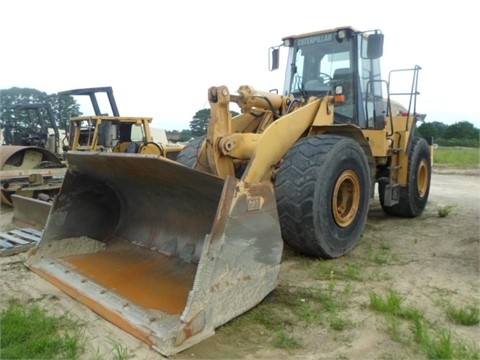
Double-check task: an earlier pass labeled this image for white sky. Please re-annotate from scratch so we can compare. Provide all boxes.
[1,0,478,130]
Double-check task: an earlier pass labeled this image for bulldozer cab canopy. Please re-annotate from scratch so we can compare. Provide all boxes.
[58,86,120,117]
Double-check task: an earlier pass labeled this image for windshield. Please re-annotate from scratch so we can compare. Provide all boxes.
[285,32,353,96]
[281,29,385,128]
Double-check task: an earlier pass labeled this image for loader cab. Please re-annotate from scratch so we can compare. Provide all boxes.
[278,27,385,128]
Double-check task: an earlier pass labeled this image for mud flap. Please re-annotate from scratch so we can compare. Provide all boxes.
[26,151,283,356]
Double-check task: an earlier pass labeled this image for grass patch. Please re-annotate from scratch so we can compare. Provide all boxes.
[109,339,133,360]
[446,303,480,326]
[0,301,86,359]
[329,316,354,331]
[242,304,288,331]
[434,147,479,166]
[224,292,303,350]
[363,243,396,266]
[296,300,323,325]
[370,289,403,315]
[89,339,134,360]
[314,260,365,282]
[273,329,302,350]
[220,282,356,351]
[369,290,480,359]
[437,204,455,218]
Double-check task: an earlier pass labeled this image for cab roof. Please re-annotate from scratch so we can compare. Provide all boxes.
[281,26,359,41]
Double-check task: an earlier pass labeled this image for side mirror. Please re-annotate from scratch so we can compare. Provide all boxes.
[367,33,384,59]
[269,46,280,71]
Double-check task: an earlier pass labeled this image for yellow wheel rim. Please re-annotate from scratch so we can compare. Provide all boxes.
[333,170,360,227]
[417,159,429,198]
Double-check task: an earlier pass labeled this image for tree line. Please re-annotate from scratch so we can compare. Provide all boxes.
[1,87,478,147]
[417,121,479,148]
[0,87,78,131]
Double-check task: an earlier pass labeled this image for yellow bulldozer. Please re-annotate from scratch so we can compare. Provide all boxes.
[26,27,431,356]
[59,86,182,159]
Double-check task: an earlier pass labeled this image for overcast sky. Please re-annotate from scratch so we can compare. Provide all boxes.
[1,0,478,130]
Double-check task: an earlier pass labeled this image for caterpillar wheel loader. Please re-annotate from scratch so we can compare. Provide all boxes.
[26,27,431,356]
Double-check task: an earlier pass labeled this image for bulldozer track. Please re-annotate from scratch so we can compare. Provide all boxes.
[0,228,42,256]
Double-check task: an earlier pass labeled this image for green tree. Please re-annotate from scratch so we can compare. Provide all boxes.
[443,121,479,140]
[165,129,193,142]
[189,108,240,137]
[1,88,48,130]
[0,87,79,130]
[56,93,80,129]
[180,129,193,142]
[417,121,447,140]
[189,109,211,137]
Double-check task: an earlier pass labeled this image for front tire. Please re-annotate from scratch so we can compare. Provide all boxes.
[176,136,206,168]
[275,135,371,258]
[379,137,431,217]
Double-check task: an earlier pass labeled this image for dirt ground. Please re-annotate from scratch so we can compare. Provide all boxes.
[0,167,479,360]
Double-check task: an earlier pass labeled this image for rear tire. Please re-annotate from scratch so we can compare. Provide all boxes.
[379,137,431,217]
[275,135,371,258]
[176,136,206,168]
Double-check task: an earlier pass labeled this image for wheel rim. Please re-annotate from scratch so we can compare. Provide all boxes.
[417,159,429,198]
[332,170,360,227]
[139,142,162,156]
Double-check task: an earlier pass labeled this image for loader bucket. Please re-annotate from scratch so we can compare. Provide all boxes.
[26,151,283,356]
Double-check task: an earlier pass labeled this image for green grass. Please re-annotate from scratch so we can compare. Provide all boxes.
[329,316,354,331]
[438,204,455,218]
[369,290,480,359]
[314,260,365,281]
[109,339,133,360]
[364,243,395,265]
[296,300,323,325]
[273,330,302,350]
[369,289,403,316]
[0,301,86,359]
[433,147,479,166]
[220,281,357,351]
[446,304,480,326]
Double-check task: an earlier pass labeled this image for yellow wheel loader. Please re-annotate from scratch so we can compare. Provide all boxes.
[26,27,431,356]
